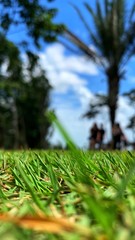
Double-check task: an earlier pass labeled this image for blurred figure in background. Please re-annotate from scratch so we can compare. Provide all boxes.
[112,123,127,150]
[96,124,105,149]
[89,123,99,149]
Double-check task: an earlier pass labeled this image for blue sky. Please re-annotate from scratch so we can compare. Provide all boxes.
[7,0,135,148]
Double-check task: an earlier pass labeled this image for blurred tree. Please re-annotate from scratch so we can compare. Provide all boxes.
[16,55,52,149]
[61,0,135,130]
[0,0,64,47]
[0,0,64,149]
[0,34,23,148]
[0,36,52,149]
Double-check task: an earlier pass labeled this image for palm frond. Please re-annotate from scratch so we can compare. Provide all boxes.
[85,1,105,38]
[84,2,111,59]
[90,32,102,50]
[70,3,91,36]
[82,104,99,119]
[96,1,104,23]
[64,0,135,75]
[83,94,108,119]
[104,0,111,16]
[64,28,98,62]
[57,39,81,55]
[127,116,135,128]
[123,89,135,102]
[84,2,96,21]
[129,2,135,23]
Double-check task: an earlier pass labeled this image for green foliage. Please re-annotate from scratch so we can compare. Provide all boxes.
[0,0,65,47]
[16,68,52,149]
[0,36,52,149]
[0,1,63,149]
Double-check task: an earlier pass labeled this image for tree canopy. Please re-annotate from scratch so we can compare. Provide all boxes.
[0,0,64,47]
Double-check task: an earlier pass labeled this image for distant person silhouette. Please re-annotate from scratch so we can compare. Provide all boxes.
[97,124,105,149]
[112,123,126,150]
[89,123,99,149]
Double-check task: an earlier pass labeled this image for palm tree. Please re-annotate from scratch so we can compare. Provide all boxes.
[61,0,135,130]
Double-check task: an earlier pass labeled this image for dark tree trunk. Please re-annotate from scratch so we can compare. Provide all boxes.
[108,74,120,126]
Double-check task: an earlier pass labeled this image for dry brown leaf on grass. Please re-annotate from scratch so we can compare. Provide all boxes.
[0,214,78,233]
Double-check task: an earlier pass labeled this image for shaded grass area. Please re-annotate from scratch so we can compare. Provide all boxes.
[0,149,135,239]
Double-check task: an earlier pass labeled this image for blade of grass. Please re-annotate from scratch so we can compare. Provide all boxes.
[117,161,135,198]
[47,111,77,150]
[16,160,45,212]
[45,154,59,193]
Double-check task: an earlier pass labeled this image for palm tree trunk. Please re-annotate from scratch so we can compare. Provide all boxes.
[107,75,120,127]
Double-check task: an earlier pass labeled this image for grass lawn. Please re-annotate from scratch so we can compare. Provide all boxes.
[0,149,135,240]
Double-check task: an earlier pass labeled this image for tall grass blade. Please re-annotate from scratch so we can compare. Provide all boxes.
[16,160,45,212]
[47,111,77,150]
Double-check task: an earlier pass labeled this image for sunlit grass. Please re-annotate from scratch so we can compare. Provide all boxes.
[0,150,135,239]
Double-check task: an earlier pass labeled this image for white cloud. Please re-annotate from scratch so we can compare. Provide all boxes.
[39,43,98,101]
[38,43,99,147]
[40,43,98,75]
[39,43,98,109]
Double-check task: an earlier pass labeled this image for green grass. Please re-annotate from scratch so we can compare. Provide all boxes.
[0,150,135,239]
[0,114,135,239]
